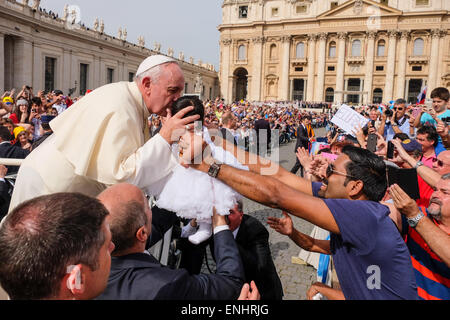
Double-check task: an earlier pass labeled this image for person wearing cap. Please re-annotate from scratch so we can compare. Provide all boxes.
[8,55,196,213]
[9,99,32,131]
[0,96,14,117]
[0,126,30,175]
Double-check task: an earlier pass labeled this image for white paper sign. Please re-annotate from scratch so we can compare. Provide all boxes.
[331,104,369,137]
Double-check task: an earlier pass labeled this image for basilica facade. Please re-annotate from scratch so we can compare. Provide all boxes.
[0,0,219,99]
[219,0,450,104]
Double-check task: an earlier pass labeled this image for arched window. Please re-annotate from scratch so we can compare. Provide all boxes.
[377,40,385,56]
[351,39,361,56]
[413,38,424,56]
[328,41,336,58]
[238,45,246,61]
[270,44,277,60]
[296,42,305,58]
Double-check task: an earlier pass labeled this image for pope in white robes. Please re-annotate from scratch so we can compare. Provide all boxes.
[7,55,197,213]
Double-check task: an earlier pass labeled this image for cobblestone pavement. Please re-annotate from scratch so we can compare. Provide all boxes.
[202,128,327,300]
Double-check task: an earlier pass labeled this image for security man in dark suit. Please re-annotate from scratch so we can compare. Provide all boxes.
[290,116,312,176]
[254,112,271,156]
[179,201,284,300]
[96,183,244,300]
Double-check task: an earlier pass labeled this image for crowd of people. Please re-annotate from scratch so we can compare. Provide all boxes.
[0,54,448,301]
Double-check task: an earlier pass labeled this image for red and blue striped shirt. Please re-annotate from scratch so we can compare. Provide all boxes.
[402,207,450,300]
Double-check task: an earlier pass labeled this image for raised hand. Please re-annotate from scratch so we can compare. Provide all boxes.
[159,106,200,144]
[267,211,293,236]
[296,147,312,170]
[389,184,421,219]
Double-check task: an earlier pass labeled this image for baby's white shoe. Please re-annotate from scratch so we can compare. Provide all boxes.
[188,222,212,245]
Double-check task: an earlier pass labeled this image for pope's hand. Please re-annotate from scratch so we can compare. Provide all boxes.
[159,106,200,144]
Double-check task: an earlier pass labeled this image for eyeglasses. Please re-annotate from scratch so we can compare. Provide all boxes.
[393,108,404,111]
[326,164,357,180]
[432,158,450,167]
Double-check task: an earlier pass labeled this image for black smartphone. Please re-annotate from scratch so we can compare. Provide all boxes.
[387,167,420,200]
[387,141,395,159]
[367,134,378,153]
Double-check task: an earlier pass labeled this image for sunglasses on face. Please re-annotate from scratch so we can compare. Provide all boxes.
[326,164,356,180]
[433,158,450,167]
[393,108,404,111]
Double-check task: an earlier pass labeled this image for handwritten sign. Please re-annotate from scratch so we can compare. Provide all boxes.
[331,104,369,137]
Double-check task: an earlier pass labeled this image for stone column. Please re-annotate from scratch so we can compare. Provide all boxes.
[427,29,442,97]
[364,31,376,104]
[32,45,42,91]
[306,34,317,101]
[315,32,327,102]
[384,30,397,102]
[279,35,291,101]
[395,31,409,100]
[335,32,347,104]
[251,36,264,101]
[13,38,33,89]
[220,38,232,102]
[63,49,73,93]
[0,33,4,93]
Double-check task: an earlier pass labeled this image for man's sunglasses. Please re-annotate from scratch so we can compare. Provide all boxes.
[432,158,450,167]
[326,164,356,180]
[393,107,404,111]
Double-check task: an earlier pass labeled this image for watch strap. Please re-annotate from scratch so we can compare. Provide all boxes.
[414,161,424,169]
[407,211,425,228]
[207,162,222,178]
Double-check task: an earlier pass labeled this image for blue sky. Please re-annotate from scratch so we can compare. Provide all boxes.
[40,0,223,69]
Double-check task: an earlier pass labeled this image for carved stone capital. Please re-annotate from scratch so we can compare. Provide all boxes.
[281,35,292,43]
[337,32,347,40]
[307,33,318,42]
[366,31,377,40]
[431,28,445,39]
[252,36,266,44]
[387,30,398,39]
[399,30,410,40]
[283,36,292,43]
[221,38,232,46]
[318,32,328,41]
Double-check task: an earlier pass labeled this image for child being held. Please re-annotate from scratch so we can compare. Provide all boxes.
[155,96,248,244]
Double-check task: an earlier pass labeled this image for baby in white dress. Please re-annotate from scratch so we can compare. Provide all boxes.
[155,96,248,244]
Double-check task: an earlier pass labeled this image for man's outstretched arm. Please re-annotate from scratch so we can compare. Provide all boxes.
[193,159,340,235]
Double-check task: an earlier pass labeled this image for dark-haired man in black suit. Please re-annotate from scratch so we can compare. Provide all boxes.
[179,201,284,300]
[96,183,244,300]
[254,112,271,156]
[290,116,312,176]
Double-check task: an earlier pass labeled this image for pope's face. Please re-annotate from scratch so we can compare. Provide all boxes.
[146,63,185,116]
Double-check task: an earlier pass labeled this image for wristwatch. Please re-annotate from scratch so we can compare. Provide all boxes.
[207,162,222,178]
[414,161,424,169]
[407,211,425,228]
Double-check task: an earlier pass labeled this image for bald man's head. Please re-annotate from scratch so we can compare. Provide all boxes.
[97,184,151,256]
[433,150,450,176]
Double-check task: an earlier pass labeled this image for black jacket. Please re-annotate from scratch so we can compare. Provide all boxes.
[294,124,310,153]
[211,215,284,300]
[0,142,30,174]
[96,229,244,300]
[254,119,271,145]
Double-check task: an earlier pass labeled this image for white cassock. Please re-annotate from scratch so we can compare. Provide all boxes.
[8,81,178,212]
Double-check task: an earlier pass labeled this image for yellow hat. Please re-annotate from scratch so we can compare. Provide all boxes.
[13,126,25,139]
[2,97,13,104]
